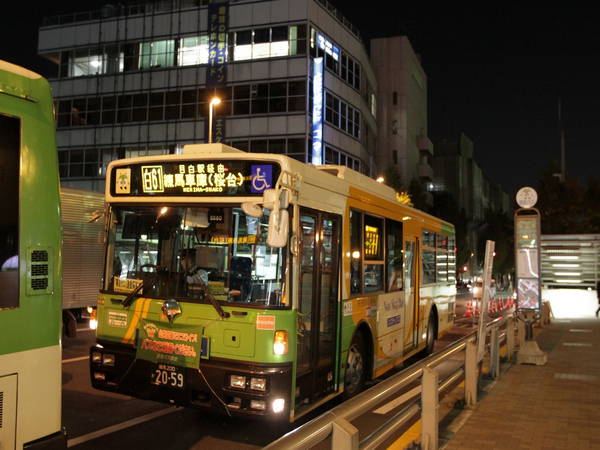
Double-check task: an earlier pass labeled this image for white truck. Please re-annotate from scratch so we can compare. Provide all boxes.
[61,187,105,337]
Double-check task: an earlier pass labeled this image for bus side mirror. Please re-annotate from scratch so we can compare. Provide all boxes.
[267,209,289,248]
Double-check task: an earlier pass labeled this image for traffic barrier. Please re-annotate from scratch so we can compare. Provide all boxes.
[464,300,474,317]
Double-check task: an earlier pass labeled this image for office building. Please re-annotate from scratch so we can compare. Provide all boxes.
[38,0,386,191]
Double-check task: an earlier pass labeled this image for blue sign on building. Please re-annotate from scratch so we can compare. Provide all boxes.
[312,57,324,165]
[207,2,228,87]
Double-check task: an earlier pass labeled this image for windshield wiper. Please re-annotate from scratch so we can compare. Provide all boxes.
[120,267,230,319]
[121,267,166,308]
[196,279,230,319]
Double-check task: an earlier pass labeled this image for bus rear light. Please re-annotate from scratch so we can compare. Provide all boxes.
[273,330,288,355]
[92,351,102,364]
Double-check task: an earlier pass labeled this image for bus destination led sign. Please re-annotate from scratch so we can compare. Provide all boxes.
[365,225,380,257]
[110,160,281,197]
[141,163,244,194]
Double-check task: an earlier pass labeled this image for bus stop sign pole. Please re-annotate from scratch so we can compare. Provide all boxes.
[513,187,547,365]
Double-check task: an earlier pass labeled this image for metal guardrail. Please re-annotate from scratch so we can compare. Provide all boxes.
[264,314,516,450]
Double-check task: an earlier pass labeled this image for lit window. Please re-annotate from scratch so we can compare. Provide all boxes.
[179,36,209,66]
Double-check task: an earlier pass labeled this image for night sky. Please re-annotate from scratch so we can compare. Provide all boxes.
[2,1,598,194]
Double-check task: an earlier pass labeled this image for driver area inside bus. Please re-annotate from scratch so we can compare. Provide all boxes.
[105,205,287,306]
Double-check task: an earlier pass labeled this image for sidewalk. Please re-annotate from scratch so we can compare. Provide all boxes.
[441,316,600,449]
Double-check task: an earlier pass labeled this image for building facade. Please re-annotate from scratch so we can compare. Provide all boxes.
[38,0,379,191]
[370,36,433,197]
[432,133,509,220]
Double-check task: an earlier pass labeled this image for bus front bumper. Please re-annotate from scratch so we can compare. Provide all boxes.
[90,343,294,420]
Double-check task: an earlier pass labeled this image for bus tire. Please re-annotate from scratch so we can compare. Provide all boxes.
[423,311,437,356]
[343,333,367,400]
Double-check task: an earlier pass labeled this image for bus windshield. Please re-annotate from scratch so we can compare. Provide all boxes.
[105,205,287,307]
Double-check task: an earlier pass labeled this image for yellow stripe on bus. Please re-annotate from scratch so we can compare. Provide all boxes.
[122,298,152,344]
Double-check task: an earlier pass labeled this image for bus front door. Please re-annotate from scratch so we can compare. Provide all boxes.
[295,210,340,410]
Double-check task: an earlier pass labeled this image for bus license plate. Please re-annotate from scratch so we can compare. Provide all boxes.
[151,364,185,389]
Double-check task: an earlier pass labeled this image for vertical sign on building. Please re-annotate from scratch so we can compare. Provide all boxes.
[207,1,228,142]
[312,57,324,165]
[207,1,228,87]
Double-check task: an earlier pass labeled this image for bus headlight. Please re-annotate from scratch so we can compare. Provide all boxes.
[250,377,267,392]
[229,374,246,389]
[273,330,288,355]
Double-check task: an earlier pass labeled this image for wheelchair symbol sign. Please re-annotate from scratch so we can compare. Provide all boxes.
[250,165,272,193]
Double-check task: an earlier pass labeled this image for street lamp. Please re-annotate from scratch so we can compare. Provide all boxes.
[208,97,221,144]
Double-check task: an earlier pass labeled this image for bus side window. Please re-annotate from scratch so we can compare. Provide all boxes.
[349,210,361,294]
[386,218,404,292]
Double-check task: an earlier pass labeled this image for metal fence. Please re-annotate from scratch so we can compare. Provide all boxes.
[264,314,515,450]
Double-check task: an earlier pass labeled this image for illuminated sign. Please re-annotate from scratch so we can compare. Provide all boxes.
[113,277,142,293]
[207,2,228,87]
[312,57,324,165]
[365,225,380,257]
[210,235,256,245]
[317,33,339,61]
[110,160,281,197]
[142,163,242,194]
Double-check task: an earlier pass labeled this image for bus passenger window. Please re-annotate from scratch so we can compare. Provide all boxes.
[386,219,403,292]
[364,264,382,292]
[422,250,436,284]
[363,214,384,292]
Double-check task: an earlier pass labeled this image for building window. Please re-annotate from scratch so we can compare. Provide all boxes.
[139,40,175,69]
[233,26,293,62]
[324,92,361,139]
[70,48,103,77]
[55,81,306,129]
[179,35,209,66]
[63,24,305,79]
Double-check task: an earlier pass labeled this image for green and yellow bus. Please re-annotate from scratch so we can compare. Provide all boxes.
[90,143,456,422]
[0,61,66,448]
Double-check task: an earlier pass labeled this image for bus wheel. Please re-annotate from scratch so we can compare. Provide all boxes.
[423,312,437,356]
[343,333,366,400]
